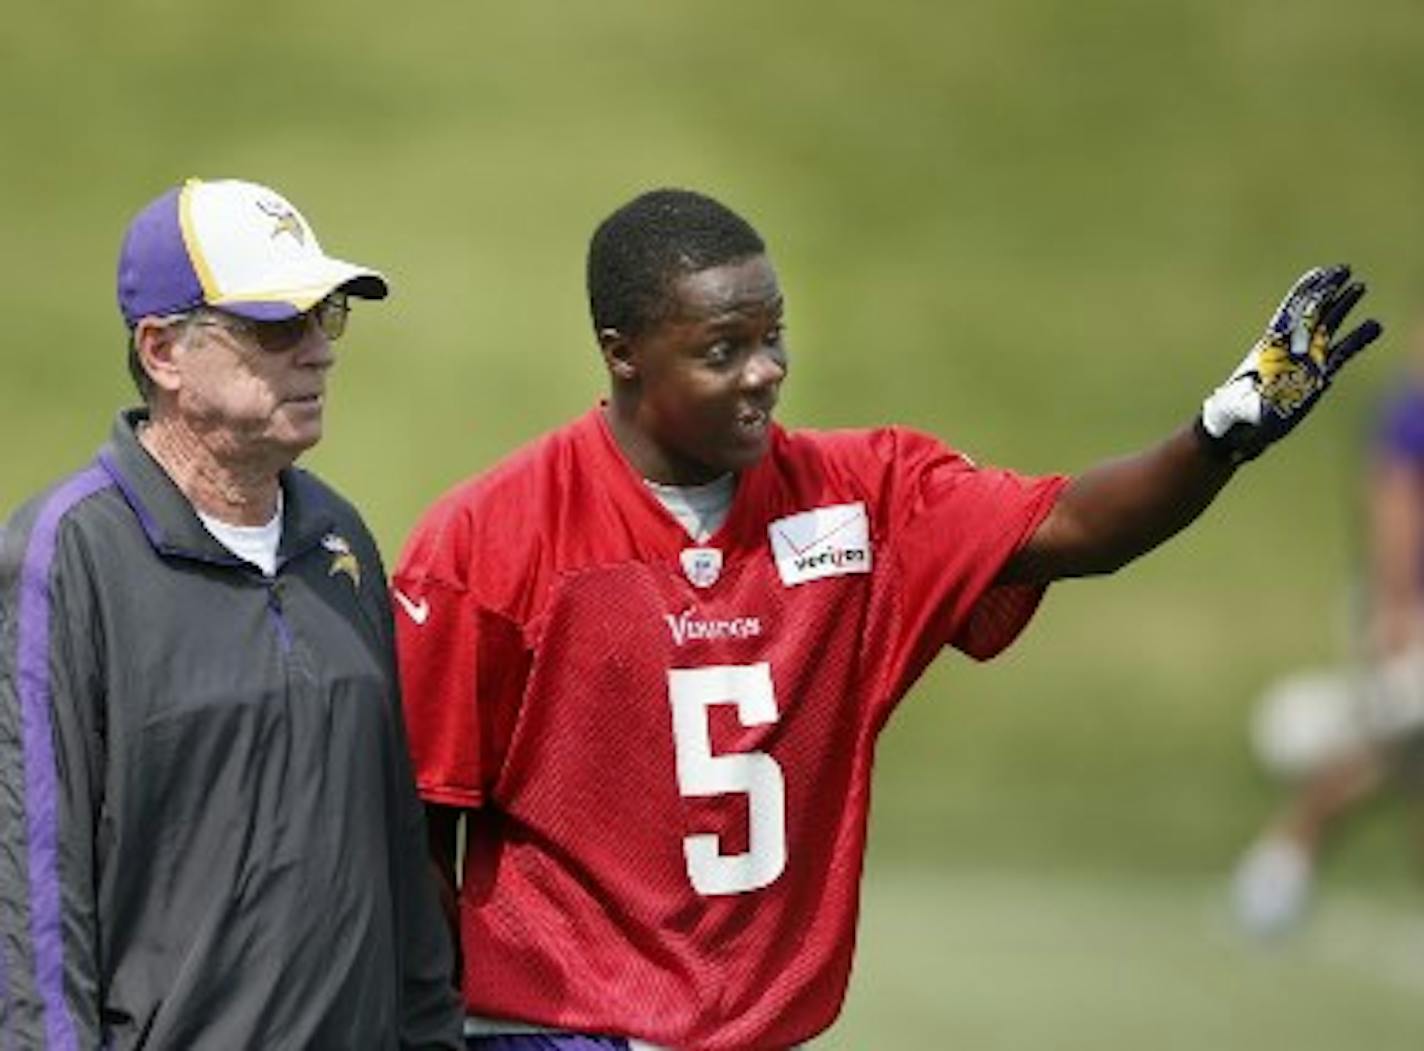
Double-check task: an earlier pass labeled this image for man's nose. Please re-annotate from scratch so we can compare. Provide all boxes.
[295,323,336,367]
[743,345,786,388]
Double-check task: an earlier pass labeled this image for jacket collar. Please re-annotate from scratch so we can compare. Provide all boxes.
[98,409,336,568]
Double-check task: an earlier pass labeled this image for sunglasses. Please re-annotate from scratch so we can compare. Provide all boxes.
[190,293,350,353]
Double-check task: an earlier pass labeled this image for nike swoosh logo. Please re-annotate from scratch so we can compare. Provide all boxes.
[393,589,430,625]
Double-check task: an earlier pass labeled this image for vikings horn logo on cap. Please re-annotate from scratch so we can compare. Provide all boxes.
[255,197,307,245]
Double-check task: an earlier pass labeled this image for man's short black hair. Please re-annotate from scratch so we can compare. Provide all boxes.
[587,189,766,337]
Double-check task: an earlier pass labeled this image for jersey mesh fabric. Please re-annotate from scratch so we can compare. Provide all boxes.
[395,407,1066,1050]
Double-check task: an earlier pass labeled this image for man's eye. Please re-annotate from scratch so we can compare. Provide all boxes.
[765,324,785,346]
[254,317,309,353]
[704,342,733,364]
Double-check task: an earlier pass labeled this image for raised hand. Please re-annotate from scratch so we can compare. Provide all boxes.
[1198,264,1382,465]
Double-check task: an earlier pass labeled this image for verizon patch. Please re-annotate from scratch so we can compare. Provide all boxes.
[769,502,872,586]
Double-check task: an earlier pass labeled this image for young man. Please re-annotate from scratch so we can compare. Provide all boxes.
[394,189,1380,1049]
[0,178,463,1049]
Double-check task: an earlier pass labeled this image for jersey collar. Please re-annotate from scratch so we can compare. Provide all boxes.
[585,403,778,556]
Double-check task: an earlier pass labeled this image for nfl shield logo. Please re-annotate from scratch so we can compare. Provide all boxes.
[680,547,723,588]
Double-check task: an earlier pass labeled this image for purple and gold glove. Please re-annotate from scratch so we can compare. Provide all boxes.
[1198,264,1382,465]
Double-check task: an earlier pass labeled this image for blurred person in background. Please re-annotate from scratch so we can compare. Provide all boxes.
[1233,315,1424,938]
[0,178,463,1049]
[394,188,1379,1050]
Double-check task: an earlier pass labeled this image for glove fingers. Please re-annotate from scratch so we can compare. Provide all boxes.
[1320,281,1366,336]
[1325,318,1383,375]
[1269,268,1327,336]
[1320,263,1351,292]
[1271,264,1350,338]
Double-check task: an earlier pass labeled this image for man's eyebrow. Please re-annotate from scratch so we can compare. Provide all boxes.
[696,294,785,322]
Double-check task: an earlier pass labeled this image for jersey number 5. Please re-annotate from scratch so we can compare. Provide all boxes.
[668,663,787,896]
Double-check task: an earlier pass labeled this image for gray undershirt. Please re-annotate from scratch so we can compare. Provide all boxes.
[644,473,735,542]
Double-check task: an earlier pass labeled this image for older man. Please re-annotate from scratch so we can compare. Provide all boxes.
[0,178,463,1049]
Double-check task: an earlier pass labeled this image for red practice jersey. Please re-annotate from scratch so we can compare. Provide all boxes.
[394,407,1066,1050]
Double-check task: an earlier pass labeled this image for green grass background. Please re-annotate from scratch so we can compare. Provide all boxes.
[4,1,1423,1043]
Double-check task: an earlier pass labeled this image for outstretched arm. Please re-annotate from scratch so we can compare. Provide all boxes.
[1001,422,1234,583]
[1000,264,1382,586]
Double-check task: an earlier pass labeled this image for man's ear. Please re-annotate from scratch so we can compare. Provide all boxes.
[133,317,186,395]
[598,327,637,382]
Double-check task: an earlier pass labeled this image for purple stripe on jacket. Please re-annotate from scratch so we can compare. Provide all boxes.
[17,464,112,1051]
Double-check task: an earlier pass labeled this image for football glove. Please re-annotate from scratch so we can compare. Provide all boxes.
[1198,264,1382,465]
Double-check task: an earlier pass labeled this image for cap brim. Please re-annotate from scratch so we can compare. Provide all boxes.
[217,258,389,321]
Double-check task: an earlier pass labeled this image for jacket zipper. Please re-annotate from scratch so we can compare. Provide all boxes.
[266,579,294,653]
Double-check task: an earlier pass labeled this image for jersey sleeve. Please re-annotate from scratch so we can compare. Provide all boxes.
[394,503,530,810]
[881,428,1067,680]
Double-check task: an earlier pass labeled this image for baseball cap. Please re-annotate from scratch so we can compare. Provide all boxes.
[117,177,388,327]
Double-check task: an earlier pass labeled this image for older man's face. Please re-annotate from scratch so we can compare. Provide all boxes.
[168,308,336,469]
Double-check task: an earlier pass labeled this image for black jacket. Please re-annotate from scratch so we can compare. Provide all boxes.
[0,411,462,1049]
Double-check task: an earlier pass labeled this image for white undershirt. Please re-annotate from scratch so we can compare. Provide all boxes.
[644,473,735,542]
[196,492,283,577]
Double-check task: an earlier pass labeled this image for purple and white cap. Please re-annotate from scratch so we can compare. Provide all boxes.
[117,177,388,327]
